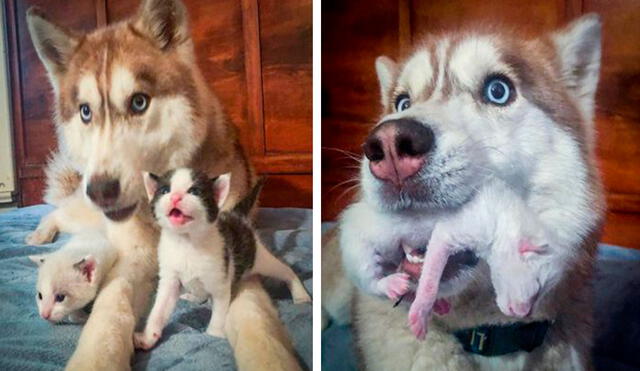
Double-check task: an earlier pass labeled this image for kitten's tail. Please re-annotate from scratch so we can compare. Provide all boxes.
[232,177,266,216]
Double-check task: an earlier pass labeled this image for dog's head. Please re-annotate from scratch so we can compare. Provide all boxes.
[27,0,204,221]
[361,15,601,212]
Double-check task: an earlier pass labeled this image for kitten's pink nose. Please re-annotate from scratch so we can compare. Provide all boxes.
[41,312,50,320]
[170,193,183,207]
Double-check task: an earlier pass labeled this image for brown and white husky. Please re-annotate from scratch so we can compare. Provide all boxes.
[26,0,300,369]
[323,15,605,370]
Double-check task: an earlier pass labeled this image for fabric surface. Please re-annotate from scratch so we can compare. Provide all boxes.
[321,223,640,371]
[0,205,312,370]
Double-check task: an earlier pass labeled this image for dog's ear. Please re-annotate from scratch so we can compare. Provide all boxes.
[142,172,160,201]
[134,0,190,51]
[375,56,397,108]
[212,173,231,209]
[26,7,80,85]
[551,14,601,119]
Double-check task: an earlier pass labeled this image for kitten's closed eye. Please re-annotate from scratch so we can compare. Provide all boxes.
[37,292,42,300]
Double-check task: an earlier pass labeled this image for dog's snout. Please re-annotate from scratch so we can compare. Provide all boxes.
[363,119,434,185]
[86,176,120,208]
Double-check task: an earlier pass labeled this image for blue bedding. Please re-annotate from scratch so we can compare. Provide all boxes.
[321,223,640,371]
[0,205,312,370]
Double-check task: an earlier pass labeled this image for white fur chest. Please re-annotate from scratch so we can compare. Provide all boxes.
[157,229,227,295]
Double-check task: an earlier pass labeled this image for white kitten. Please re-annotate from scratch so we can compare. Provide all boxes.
[134,168,310,350]
[29,232,117,323]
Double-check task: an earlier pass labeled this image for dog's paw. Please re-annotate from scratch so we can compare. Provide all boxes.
[408,301,430,340]
[206,326,226,339]
[133,331,160,350]
[25,228,57,245]
[382,273,410,301]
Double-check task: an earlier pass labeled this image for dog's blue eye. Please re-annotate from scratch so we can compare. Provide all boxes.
[395,94,411,112]
[130,93,150,114]
[55,294,65,302]
[159,185,170,195]
[79,104,92,123]
[483,75,513,106]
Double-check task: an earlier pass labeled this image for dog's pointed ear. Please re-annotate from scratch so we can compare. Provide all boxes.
[212,173,231,209]
[134,0,190,50]
[28,254,47,266]
[551,14,601,118]
[73,255,97,284]
[375,56,397,108]
[142,172,160,201]
[26,7,80,84]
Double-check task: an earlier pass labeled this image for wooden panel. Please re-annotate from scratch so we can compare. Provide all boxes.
[260,0,312,153]
[260,174,312,208]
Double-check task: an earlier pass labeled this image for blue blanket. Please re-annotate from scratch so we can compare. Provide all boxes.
[0,205,312,370]
[321,223,640,371]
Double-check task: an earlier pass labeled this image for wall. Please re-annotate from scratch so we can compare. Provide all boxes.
[322,0,640,249]
[5,0,312,208]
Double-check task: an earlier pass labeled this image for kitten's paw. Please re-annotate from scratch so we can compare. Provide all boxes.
[383,273,410,301]
[25,228,57,245]
[407,302,430,341]
[133,331,160,350]
[206,326,226,339]
[291,283,312,304]
[433,298,451,316]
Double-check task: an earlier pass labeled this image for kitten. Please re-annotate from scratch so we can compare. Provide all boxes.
[29,232,117,323]
[134,168,310,350]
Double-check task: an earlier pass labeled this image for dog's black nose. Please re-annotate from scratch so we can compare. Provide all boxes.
[86,176,120,208]
[362,119,435,184]
[363,119,435,162]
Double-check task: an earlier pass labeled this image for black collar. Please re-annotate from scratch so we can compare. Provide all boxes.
[453,321,551,357]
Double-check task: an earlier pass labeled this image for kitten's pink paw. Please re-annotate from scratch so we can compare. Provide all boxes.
[408,302,430,340]
[433,298,451,315]
[383,273,410,301]
[133,331,160,350]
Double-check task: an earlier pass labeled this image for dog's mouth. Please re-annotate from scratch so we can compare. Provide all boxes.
[168,207,193,226]
[400,245,478,283]
[104,203,137,222]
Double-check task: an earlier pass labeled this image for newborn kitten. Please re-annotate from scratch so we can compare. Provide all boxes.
[134,168,311,350]
[29,232,117,323]
[406,179,556,339]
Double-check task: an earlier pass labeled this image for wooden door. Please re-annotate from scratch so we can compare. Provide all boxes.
[5,0,312,208]
[322,0,640,249]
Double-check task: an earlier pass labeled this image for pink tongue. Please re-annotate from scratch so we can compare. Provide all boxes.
[169,209,188,226]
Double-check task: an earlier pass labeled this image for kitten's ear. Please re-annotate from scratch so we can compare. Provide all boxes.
[375,56,397,108]
[26,7,80,85]
[28,254,47,266]
[133,0,190,51]
[73,255,96,284]
[142,172,160,201]
[212,173,231,209]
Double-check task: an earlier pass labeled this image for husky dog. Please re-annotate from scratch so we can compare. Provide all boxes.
[26,0,300,369]
[134,169,310,349]
[29,233,117,323]
[324,15,604,370]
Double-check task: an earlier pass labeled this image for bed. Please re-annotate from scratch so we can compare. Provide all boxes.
[321,223,640,371]
[0,205,312,370]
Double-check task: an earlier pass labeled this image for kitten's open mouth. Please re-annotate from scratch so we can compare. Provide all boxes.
[168,208,193,226]
[104,203,137,222]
